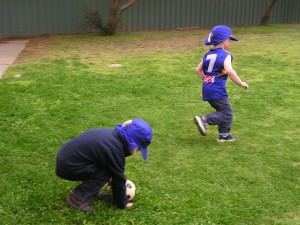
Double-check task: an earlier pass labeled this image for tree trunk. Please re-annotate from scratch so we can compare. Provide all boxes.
[105,0,136,35]
[260,0,278,25]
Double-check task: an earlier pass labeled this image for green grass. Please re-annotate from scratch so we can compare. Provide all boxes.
[1,24,299,224]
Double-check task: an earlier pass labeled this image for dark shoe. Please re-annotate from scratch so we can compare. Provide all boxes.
[97,180,112,197]
[194,116,207,136]
[97,190,111,197]
[217,134,237,142]
[66,193,93,212]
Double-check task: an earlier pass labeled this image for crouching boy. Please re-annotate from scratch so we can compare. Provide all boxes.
[56,119,152,212]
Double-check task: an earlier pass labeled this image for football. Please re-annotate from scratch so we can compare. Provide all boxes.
[126,180,136,200]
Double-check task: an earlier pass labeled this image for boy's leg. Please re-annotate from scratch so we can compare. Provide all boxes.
[207,98,233,134]
[67,170,110,212]
[72,178,110,203]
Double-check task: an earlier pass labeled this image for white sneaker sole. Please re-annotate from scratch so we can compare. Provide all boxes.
[194,116,207,136]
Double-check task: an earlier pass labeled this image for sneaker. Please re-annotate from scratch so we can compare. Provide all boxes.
[194,116,207,136]
[97,179,112,197]
[217,134,236,142]
[66,193,93,212]
[97,190,111,197]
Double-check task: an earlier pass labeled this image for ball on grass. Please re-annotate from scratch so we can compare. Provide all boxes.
[126,180,136,200]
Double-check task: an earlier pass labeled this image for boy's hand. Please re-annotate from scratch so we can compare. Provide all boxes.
[240,82,249,89]
[126,202,134,208]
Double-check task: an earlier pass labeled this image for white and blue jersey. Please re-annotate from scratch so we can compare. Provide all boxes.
[202,47,232,101]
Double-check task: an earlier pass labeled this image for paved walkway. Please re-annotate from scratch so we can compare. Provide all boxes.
[0,40,28,78]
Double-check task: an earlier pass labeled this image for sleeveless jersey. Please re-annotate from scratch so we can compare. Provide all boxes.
[202,47,232,101]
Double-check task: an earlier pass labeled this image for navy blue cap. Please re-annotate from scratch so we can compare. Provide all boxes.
[115,119,152,160]
[204,25,238,46]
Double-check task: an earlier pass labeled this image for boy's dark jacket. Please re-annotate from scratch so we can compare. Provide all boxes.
[56,128,131,209]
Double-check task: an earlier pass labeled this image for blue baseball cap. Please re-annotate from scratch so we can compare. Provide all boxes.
[204,25,238,46]
[115,119,152,160]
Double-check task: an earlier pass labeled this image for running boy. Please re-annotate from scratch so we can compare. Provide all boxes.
[194,25,249,142]
[56,118,152,212]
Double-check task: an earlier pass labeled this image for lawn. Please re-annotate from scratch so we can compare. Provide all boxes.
[0,24,299,224]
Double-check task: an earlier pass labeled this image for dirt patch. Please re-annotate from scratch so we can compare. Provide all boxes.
[108,63,124,67]
[15,36,51,64]
[13,30,205,65]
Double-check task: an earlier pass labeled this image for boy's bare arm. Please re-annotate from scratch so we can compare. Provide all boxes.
[224,55,249,89]
[195,60,205,80]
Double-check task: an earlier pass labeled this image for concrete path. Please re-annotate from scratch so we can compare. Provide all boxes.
[0,40,28,78]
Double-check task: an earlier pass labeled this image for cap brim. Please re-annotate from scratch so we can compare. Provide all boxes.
[204,38,212,46]
[230,36,238,41]
[140,147,148,160]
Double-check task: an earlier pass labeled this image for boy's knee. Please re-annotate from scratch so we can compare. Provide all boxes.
[223,111,233,122]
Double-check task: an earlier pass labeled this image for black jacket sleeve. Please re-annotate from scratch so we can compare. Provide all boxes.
[111,174,128,209]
